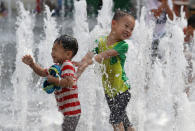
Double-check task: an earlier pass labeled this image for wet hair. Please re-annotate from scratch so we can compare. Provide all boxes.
[112,10,134,21]
[188,15,195,28]
[54,34,78,57]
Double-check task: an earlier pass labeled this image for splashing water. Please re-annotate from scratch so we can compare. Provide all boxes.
[36,5,63,131]
[126,6,195,131]
[11,2,35,130]
[10,2,62,131]
[73,0,89,58]
[38,5,59,67]
[73,0,112,130]
[0,0,195,131]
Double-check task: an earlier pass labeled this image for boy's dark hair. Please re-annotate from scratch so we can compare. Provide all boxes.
[54,35,78,57]
[112,10,133,21]
[188,15,195,28]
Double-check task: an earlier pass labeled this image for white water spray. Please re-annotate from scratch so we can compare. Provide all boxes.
[38,5,59,67]
[73,0,112,130]
[11,2,34,130]
[1,1,195,131]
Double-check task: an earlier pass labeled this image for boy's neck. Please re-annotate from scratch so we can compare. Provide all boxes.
[189,25,195,30]
[107,33,121,46]
[59,59,71,65]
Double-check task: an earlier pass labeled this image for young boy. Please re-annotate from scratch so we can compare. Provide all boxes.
[145,0,173,61]
[75,10,135,131]
[22,35,81,131]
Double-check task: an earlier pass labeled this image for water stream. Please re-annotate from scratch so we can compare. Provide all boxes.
[0,0,195,131]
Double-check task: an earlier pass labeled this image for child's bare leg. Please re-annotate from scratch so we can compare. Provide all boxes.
[185,87,190,97]
[113,122,135,131]
[113,122,125,131]
[126,126,135,131]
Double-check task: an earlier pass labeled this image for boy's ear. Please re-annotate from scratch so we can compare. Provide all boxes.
[66,50,73,58]
[112,20,117,26]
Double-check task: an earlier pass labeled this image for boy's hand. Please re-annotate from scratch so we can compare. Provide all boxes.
[47,75,74,87]
[47,75,57,84]
[161,0,169,10]
[73,60,92,68]
[72,61,81,67]
[22,55,34,66]
[76,62,89,78]
[94,54,102,63]
[73,61,89,78]
[65,76,74,87]
[73,52,94,78]
[79,62,89,71]
[151,0,168,17]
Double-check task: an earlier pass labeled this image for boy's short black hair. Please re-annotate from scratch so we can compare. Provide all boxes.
[112,10,134,21]
[54,34,78,57]
[188,15,195,28]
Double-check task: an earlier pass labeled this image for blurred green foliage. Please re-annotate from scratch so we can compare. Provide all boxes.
[86,0,102,16]
[113,0,133,11]
[86,0,135,17]
[62,0,135,17]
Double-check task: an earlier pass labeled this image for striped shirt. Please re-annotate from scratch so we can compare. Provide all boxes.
[54,60,81,116]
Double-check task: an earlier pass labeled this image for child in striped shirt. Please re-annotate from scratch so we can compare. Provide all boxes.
[22,34,81,131]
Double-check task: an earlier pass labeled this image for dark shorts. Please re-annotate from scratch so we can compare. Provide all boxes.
[151,33,166,62]
[151,39,160,60]
[62,115,80,131]
[105,90,133,129]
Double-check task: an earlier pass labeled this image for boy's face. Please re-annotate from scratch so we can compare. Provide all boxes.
[51,42,71,64]
[112,15,135,41]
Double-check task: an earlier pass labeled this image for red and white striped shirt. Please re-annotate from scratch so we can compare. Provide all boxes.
[54,60,81,116]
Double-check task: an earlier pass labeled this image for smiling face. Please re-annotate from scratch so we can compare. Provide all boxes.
[111,15,135,41]
[51,42,70,64]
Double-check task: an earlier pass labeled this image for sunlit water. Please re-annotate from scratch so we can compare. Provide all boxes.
[0,0,195,131]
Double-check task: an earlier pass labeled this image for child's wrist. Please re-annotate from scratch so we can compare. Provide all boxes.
[44,69,49,76]
[91,55,97,64]
[29,62,35,68]
[98,54,103,61]
[58,77,61,86]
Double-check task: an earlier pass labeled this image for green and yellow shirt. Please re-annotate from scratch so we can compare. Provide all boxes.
[94,36,131,98]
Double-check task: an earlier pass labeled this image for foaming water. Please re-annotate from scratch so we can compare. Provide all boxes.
[36,5,62,131]
[125,7,195,131]
[11,2,35,130]
[73,0,89,58]
[38,6,59,67]
[9,2,62,131]
[125,7,154,131]
[73,0,113,130]
[73,1,94,130]
[0,0,195,131]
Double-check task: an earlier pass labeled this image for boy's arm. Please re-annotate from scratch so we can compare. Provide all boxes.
[22,55,48,77]
[151,0,173,20]
[29,62,48,77]
[75,52,94,78]
[76,41,128,77]
[50,61,77,88]
[47,61,75,88]
[94,41,128,63]
[47,75,74,88]
[162,0,173,20]
[75,49,117,77]
[94,49,118,63]
[80,51,94,64]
